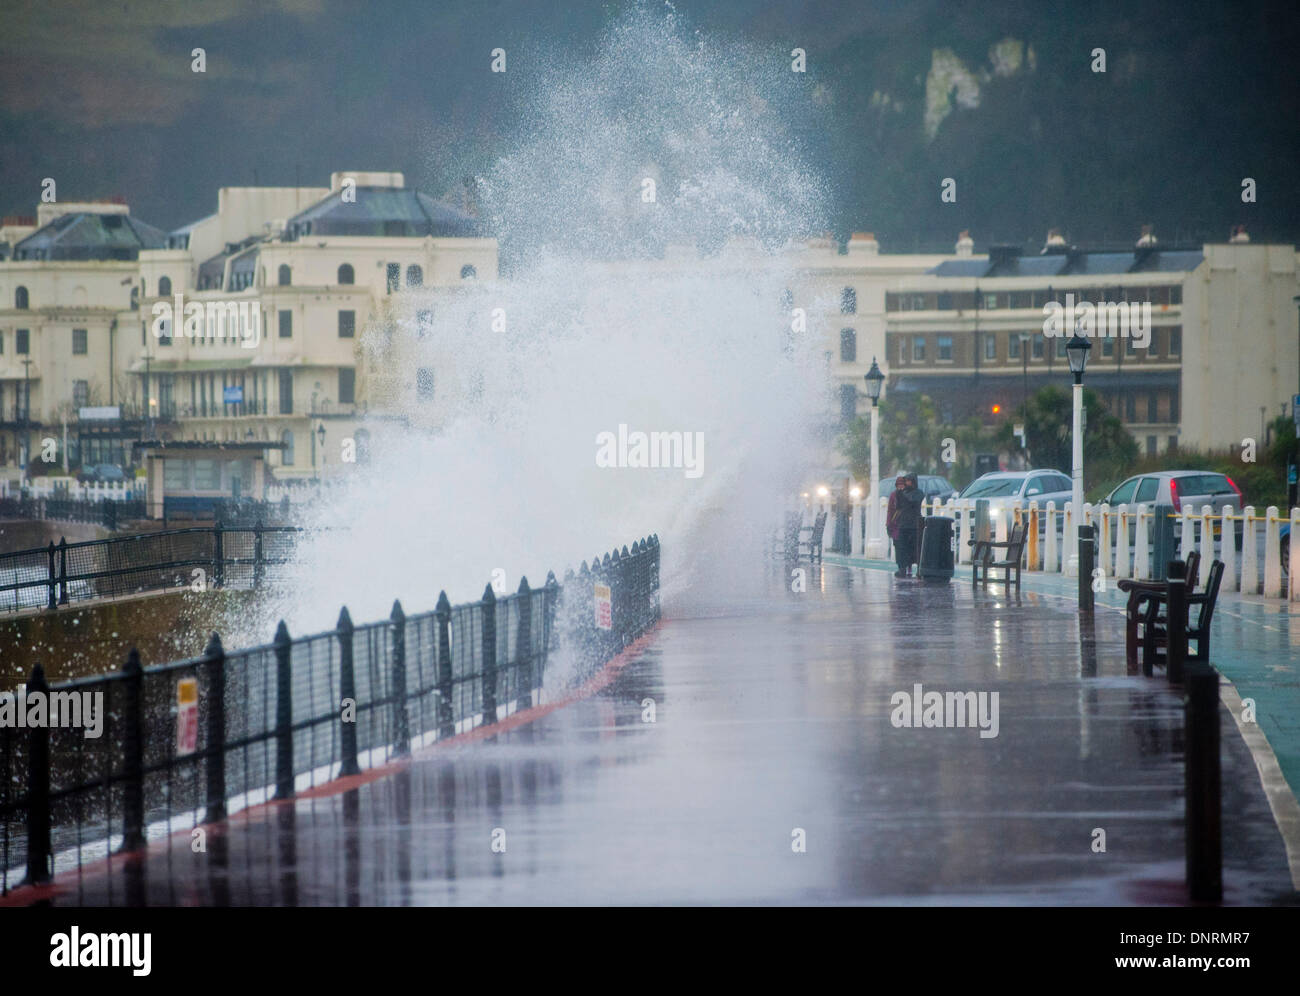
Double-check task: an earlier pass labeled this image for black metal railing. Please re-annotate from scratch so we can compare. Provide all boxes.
[0,523,302,613]
[0,496,148,530]
[0,534,660,894]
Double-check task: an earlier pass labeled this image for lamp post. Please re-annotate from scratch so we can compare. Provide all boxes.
[1065,326,1092,576]
[864,357,886,557]
[316,422,326,486]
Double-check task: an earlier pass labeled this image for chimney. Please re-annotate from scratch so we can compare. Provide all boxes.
[955,230,974,256]
[1136,224,1157,248]
[847,231,879,255]
[1229,224,1250,244]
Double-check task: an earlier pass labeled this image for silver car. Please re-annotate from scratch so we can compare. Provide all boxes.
[1103,470,1245,545]
[957,470,1074,534]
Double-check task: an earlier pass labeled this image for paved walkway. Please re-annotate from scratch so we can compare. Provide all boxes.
[17,562,1299,905]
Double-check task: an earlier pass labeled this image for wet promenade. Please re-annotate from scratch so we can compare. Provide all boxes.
[23,563,1300,906]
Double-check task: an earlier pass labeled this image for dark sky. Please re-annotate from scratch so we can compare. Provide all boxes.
[2,0,1298,251]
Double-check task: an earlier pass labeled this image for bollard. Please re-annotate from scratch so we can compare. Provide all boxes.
[435,591,454,738]
[1077,524,1095,615]
[390,600,410,758]
[57,538,69,605]
[1185,662,1222,902]
[1166,559,1188,683]
[273,620,295,799]
[516,577,533,710]
[481,583,498,725]
[1152,505,1177,581]
[203,632,227,824]
[23,664,52,885]
[337,606,359,777]
[120,648,145,852]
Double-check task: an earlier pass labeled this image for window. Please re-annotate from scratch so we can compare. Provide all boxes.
[279,310,292,338]
[1170,387,1179,423]
[406,265,423,288]
[1170,285,1182,305]
[984,293,997,310]
[193,459,219,490]
[1168,326,1181,357]
[839,383,857,418]
[840,328,856,362]
[158,276,172,297]
[1102,337,1114,357]
[460,264,477,280]
[278,370,293,414]
[337,264,354,285]
[416,367,434,401]
[1109,478,1139,505]
[339,368,355,405]
[984,335,996,360]
[1135,477,1159,503]
[386,263,400,293]
[1055,337,1067,359]
[73,380,89,407]
[937,292,952,311]
[1031,333,1044,359]
[840,287,857,314]
[338,310,355,338]
[281,430,294,466]
[16,329,29,354]
[1126,394,1137,421]
[898,337,907,365]
[909,294,926,311]
[1126,336,1138,356]
[417,309,432,340]
[15,286,28,309]
[912,337,925,362]
[1008,335,1021,360]
[937,335,953,361]
[1148,392,1158,422]
[157,317,172,346]
[1146,435,1157,456]
[164,459,188,490]
[72,328,88,355]
[278,264,291,286]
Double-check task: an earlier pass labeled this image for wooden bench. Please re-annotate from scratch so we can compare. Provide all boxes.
[1125,559,1223,675]
[1117,551,1200,673]
[798,510,828,562]
[972,522,1026,590]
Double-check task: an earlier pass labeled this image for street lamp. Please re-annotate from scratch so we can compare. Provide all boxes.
[1065,326,1091,576]
[863,357,886,557]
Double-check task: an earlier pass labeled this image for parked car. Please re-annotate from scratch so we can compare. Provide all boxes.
[1102,471,1244,545]
[77,463,127,485]
[955,470,1074,534]
[876,474,958,501]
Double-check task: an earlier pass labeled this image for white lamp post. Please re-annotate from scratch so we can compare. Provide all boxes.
[864,358,887,557]
[1065,326,1091,576]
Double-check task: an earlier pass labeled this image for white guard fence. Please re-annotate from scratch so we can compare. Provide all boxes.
[803,497,1300,602]
[0,477,141,502]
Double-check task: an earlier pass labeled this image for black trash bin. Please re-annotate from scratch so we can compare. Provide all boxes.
[918,515,955,582]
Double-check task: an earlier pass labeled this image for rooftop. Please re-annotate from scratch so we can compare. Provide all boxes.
[11,211,167,262]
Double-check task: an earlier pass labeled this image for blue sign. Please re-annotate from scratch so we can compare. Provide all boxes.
[223,386,243,404]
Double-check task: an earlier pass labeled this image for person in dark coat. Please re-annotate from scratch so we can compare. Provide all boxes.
[886,475,907,575]
[894,473,925,577]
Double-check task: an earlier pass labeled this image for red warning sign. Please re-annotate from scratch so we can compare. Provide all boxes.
[594,583,612,630]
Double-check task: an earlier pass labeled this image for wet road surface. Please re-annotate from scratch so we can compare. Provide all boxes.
[36,563,1300,905]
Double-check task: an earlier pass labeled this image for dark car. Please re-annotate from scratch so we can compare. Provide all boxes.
[78,463,127,484]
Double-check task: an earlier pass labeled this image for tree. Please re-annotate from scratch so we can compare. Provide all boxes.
[1016,385,1136,489]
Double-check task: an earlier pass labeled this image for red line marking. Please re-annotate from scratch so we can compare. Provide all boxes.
[0,622,662,907]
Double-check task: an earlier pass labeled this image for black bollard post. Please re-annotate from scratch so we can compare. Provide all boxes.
[390,600,410,758]
[1166,559,1188,683]
[120,648,145,852]
[1078,524,1095,615]
[57,538,69,605]
[337,607,359,777]
[481,584,498,726]
[23,664,52,885]
[273,621,295,800]
[1185,662,1222,902]
[203,632,227,824]
[435,591,454,739]
[516,577,533,711]
[46,541,56,610]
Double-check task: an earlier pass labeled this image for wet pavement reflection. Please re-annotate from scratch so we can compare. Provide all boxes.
[48,564,1298,905]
